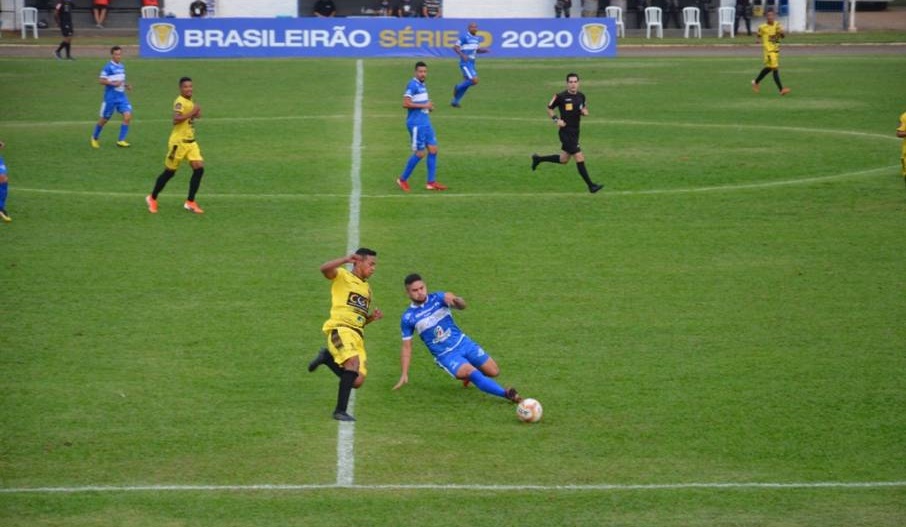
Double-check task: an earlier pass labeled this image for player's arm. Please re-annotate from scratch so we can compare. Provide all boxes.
[547,95,564,127]
[403,95,434,112]
[443,292,466,310]
[319,254,359,279]
[54,4,61,25]
[896,125,906,139]
[366,308,383,325]
[392,338,414,390]
[452,43,466,61]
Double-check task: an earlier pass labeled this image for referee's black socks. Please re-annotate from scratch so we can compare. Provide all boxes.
[577,162,594,187]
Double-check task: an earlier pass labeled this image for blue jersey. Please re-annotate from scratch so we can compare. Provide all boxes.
[403,77,431,127]
[100,60,128,101]
[457,32,482,65]
[0,155,7,176]
[400,292,470,357]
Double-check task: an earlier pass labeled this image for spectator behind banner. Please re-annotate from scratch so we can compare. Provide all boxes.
[376,0,392,16]
[735,0,753,36]
[189,0,207,18]
[555,0,571,18]
[92,0,108,28]
[395,0,417,17]
[314,0,337,17]
[422,0,441,18]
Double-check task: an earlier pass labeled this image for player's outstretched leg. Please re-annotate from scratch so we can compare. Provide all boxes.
[309,347,343,377]
[531,153,560,171]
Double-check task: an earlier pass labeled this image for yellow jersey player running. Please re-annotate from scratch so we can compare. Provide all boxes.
[897,110,906,185]
[751,9,791,96]
[308,248,383,422]
[145,76,206,214]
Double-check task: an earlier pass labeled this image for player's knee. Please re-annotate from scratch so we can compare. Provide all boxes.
[482,362,500,377]
[471,78,479,85]
[354,374,366,388]
[0,175,7,184]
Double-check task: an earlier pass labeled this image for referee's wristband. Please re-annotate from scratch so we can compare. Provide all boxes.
[551,116,559,122]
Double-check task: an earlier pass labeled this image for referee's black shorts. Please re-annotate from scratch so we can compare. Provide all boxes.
[61,23,74,37]
[558,127,581,155]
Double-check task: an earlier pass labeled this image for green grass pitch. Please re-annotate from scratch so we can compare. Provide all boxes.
[1,51,905,526]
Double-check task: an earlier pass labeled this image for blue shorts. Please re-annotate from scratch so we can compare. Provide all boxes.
[459,63,478,80]
[434,339,491,378]
[100,96,133,119]
[407,122,437,152]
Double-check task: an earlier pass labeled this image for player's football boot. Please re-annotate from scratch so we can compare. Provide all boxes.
[779,88,791,96]
[183,200,204,214]
[751,80,760,93]
[54,50,62,60]
[531,154,541,171]
[308,348,332,373]
[396,178,411,192]
[0,209,11,223]
[145,195,158,214]
[90,138,100,149]
[589,183,604,194]
[116,140,131,148]
[425,181,448,191]
[505,387,523,403]
[333,411,356,422]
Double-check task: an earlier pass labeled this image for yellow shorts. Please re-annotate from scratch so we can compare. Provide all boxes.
[763,51,779,69]
[325,326,368,376]
[164,140,203,171]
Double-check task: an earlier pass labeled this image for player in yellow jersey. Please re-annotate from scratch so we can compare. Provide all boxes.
[145,77,206,214]
[897,111,906,183]
[751,9,791,96]
[308,248,383,422]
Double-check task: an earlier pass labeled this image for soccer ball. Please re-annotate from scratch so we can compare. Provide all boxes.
[516,398,543,423]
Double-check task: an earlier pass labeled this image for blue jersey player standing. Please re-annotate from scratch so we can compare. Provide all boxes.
[91,46,133,149]
[0,140,10,223]
[451,22,489,108]
[395,62,448,192]
[393,273,524,404]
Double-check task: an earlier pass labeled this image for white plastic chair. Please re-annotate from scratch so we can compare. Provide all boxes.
[682,7,701,38]
[20,7,38,39]
[718,6,735,38]
[141,6,159,18]
[604,6,625,38]
[644,7,663,39]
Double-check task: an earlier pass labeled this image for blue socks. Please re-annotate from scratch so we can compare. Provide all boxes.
[400,153,421,181]
[454,80,472,103]
[92,124,103,140]
[467,369,506,398]
[118,124,129,141]
[0,181,7,209]
[426,152,437,182]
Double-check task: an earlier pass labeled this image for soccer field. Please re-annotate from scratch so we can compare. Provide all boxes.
[1,52,905,526]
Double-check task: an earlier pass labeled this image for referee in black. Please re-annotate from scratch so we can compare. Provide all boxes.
[54,0,76,60]
[531,73,603,193]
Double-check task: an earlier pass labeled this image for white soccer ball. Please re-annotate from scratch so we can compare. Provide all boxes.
[516,398,543,423]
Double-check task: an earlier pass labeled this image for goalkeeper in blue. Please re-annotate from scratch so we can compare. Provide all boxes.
[393,273,523,403]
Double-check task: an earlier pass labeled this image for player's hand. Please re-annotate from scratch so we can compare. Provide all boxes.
[392,374,409,390]
[426,102,435,112]
[369,309,384,323]
[193,104,202,118]
[125,83,132,92]
[557,119,566,128]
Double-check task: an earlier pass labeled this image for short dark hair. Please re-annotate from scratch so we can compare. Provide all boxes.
[179,76,193,86]
[110,45,122,54]
[404,273,422,286]
[567,72,579,81]
[415,61,427,70]
[355,247,377,257]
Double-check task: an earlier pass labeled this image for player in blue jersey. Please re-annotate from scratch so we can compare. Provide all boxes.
[0,140,11,223]
[393,273,524,403]
[451,22,489,108]
[395,62,448,192]
[91,46,133,149]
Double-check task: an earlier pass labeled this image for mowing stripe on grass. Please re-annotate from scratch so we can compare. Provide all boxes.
[2,481,905,494]
[335,59,366,488]
[14,164,899,200]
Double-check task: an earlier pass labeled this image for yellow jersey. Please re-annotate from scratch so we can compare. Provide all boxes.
[169,95,196,143]
[322,267,372,333]
[757,21,783,53]
[899,112,906,168]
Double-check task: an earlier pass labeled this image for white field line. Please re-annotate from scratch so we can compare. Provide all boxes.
[2,481,905,494]
[14,164,899,201]
[334,59,366,488]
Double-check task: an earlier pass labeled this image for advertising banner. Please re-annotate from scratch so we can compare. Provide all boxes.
[139,18,617,59]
